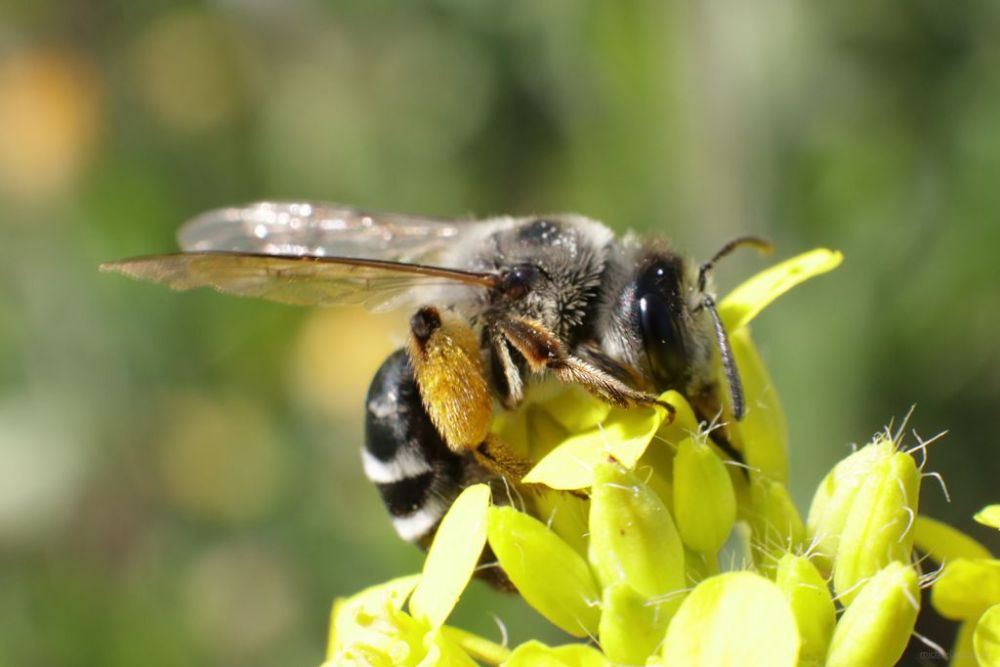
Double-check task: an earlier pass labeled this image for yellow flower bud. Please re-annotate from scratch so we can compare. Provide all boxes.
[541,385,613,433]
[503,640,607,667]
[747,477,805,577]
[589,461,685,597]
[833,450,919,605]
[914,515,992,563]
[521,395,671,491]
[975,505,1000,530]
[410,484,490,628]
[806,436,894,574]
[975,604,1000,667]
[826,562,920,667]
[684,547,712,584]
[726,327,789,482]
[673,437,737,556]
[931,558,1000,621]
[658,572,800,667]
[530,487,590,557]
[775,554,835,665]
[952,618,979,667]
[486,506,601,638]
[598,582,673,665]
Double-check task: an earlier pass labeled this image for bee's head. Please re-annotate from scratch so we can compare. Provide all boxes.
[635,253,699,392]
[636,237,771,420]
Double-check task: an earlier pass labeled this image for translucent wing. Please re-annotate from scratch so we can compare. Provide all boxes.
[100,252,498,310]
[177,201,483,264]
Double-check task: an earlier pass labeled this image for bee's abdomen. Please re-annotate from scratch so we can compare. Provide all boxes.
[363,349,466,545]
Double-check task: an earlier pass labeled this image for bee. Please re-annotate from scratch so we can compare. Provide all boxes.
[102,201,770,550]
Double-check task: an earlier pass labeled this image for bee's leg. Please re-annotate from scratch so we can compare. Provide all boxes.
[408,306,534,480]
[687,389,747,468]
[488,328,525,410]
[574,341,648,389]
[494,317,676,420]
[407,306,492,452]
[475,434,534,480]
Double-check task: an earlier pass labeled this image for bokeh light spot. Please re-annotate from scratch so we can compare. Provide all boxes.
[289,308,402,420]
[155,393,286,523]
[131,10,246,133]
[0,49,102,202]
[181,542,300,660]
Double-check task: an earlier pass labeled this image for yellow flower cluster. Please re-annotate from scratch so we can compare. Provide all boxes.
[920,505,1000,666]
[322,249,999,667]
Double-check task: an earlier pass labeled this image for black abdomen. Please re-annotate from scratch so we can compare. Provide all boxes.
[363,349,467,545]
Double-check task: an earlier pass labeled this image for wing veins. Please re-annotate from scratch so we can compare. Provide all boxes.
[100,251,499,309]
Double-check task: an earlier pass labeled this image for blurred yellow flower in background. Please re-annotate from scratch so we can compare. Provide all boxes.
[0,49,102,202]
[130,9,247,134]
[154,392,286,523]
[290,308,405,421]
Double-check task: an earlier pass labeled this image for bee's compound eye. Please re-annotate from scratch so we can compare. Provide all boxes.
[501,264,538,299]
[639,294,688,387]
[637,258,688,388]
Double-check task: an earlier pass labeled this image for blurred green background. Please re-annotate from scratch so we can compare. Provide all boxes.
[2,1,999,664]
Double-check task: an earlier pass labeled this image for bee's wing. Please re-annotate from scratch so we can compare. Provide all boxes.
[100,252,498,311]
[177,202,483,264]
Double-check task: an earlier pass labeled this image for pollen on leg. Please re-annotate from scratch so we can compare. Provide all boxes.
[408,310,493,452]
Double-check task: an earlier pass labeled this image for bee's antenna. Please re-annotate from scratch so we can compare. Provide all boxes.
[697,236,773,292]
[702,294,746,420]
[696,236,772,420]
